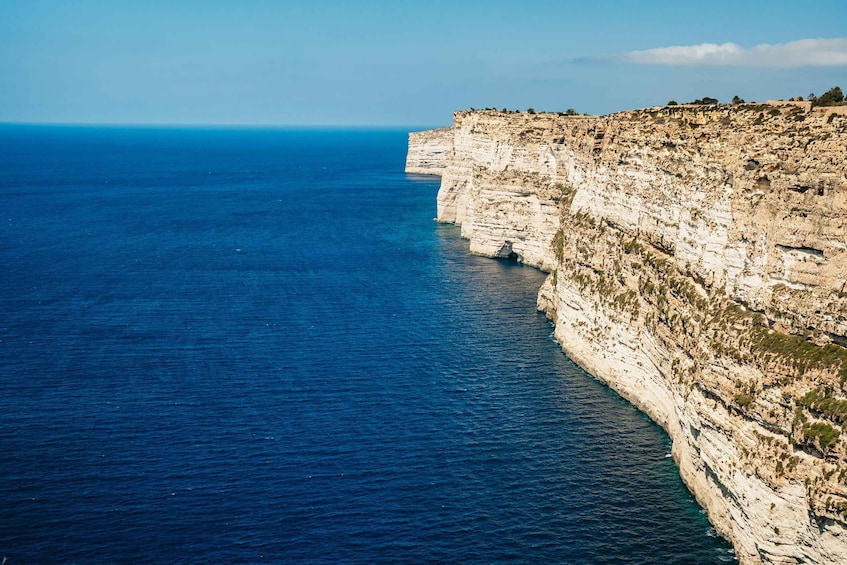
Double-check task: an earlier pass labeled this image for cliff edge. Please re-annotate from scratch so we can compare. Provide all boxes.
[404,127,453,175]
[411,104,847,564]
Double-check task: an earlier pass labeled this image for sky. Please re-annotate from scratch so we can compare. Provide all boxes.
[1,0,845,126]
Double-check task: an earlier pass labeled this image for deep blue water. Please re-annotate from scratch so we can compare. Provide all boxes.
[0,125,735,564]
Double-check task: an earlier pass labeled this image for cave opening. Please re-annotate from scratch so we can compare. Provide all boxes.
[497,241,523,263]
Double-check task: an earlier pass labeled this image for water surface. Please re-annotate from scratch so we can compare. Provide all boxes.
[0,125,735,563]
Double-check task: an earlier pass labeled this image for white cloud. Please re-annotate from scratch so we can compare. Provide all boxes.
[621,38,847,67]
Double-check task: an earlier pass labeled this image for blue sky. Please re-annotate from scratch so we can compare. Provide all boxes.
[1,0,845,126]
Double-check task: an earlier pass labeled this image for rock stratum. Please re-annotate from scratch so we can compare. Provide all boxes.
[404,127,454,175]
[408,103,847,564]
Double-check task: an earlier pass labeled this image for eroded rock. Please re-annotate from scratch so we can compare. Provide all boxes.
[412,104,847,564]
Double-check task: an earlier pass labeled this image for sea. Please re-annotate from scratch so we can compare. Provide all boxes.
[0,125,736,564]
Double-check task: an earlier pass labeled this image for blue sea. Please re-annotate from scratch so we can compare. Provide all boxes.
[0,125,736,564]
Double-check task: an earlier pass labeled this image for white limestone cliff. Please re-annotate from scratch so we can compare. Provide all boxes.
[405,127,453,175]
[413,105,847,565]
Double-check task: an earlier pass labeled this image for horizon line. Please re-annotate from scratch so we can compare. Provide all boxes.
[0,120,448,130]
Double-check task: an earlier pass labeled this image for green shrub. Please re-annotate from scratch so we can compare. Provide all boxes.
[752,329,847,383]
[798,389,847,425]
[552,228,564,262]
[803,421,840,450]
[812,86,844,108]
[735,393,754,407]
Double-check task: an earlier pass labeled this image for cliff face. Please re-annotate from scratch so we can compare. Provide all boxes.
[404,127,453,175]
[416,104,847,565]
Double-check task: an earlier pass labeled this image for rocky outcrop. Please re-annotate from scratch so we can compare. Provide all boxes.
[414,105,847,564]
[405,127,453,175]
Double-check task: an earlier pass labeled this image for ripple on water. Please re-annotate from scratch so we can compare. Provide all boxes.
[0,126,735,563]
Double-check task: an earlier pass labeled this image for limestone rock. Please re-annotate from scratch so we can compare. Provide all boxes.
[410,105,847,565]
[404,127,453,175]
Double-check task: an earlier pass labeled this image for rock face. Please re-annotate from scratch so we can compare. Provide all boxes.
[414,105,847,564]
[405,127,453,175]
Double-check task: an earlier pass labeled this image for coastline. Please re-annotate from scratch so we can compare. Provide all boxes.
[410,105,847,564]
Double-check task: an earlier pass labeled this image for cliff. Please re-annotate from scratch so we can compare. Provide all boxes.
[404,127,453,175]
[411,104,847,564]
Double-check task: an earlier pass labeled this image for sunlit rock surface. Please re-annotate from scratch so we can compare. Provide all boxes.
[411,104,847,564]
[404,127,453,175]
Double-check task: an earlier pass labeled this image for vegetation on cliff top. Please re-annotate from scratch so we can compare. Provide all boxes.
[660,86,843,108]
[810,86,845,108]
[469,85,843,117]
